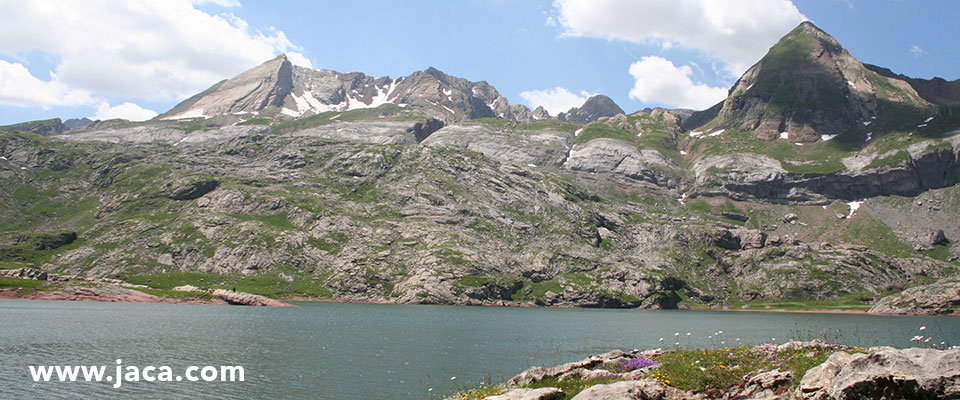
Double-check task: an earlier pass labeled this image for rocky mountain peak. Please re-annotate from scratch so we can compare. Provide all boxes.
[706,21,929,143]
[558,95,625,123]
[156,57,532,123]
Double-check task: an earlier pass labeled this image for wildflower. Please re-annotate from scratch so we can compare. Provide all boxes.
[451,377,457,381]
[660,338,664,342]
[687,332,691,336]
[618,357,658,371]
[675,332,680,336]
[718,330,723,335]
[920,326,926,331]
[675,342,680,346]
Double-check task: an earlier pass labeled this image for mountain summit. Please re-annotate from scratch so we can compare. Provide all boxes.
[701,21,931,142]
[157,55,531,123]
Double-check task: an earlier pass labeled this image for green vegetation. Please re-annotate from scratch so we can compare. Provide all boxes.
[469,117,580,133]
[0,276,50,294]
[237,117,273,126]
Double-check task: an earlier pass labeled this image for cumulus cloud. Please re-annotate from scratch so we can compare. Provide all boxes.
[0,0,305,104]
[286,52,313,68]
[628,56,728,110]
[0,60,94,108]
[519,87,595,116]
[93,102,158,122]
[552,0,806,77]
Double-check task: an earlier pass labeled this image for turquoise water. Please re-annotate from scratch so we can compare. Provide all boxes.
[1,299,958,399]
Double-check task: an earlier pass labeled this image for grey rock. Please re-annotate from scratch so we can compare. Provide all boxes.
[869,278,960,315]
[483,387,564,400]
[725,369,793,400]
[533,106,550,120]
[797,348,960,399]
[423,124,571,167]
[212,289,291,307]
[570,379,700,400]
[912,229,948,250]
[563,138,679,187]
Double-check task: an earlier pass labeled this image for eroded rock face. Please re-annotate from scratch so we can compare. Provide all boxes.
[423,124,571,167]
[797,348,960,399]
[166,180,219,201]
[563,138,680,187]
[726,370,793,400]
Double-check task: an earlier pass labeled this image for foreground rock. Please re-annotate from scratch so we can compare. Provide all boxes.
[797,348,960,399]
[465,345,960,400]
[571,379,697,400]
[869,278,960,315]
[212,289,291,307]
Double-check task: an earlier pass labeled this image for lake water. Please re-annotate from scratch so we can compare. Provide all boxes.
[1,299,958,399]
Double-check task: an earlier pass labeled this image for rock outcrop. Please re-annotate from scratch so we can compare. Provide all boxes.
[869,279,960,315]
[570,379,697,400]
[212,289,291,307]
[797,348,960,399]
[563,138,680,187]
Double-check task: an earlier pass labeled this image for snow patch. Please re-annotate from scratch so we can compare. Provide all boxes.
[574,128,584,137]
[779,132,789,139]
[863,121,872,126]
[707,129,725,137]
[866,132,873,142]
[0,156,6,160]
[280,108,299,117]
[162,108,205,120]
[678,193,687,205]
[443,88,452,96]
[821,134,838,141]
[794,142,804,146]
[527,164,537,168]
[847,80,856,87]
[924,116,935,123]
[679,151,687,155]
[231,111,249,115]
[845,200,864,219]
[689,131,704,137]
[329,114,341,120]
[918,123,928,128]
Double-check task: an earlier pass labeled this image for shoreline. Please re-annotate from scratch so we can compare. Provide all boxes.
[0,288,914,315]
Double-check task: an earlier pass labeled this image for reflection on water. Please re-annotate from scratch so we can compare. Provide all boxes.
[1,299,958,399]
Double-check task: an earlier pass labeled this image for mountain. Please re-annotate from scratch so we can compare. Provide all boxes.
[2,22,960,313]
[558,95,625,123]
[63,118,94,130]
[865,64,960,107]
[157,54,532,123]
[0,118,67,136]
[695,21,932,143]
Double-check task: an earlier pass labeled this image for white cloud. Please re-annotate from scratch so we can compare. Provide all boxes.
[552,0,806,77]
[0,60,94,108]
[286,51,313,68]
[0,0,305,103]
[628,56,728,110]
[519,87,595,116]
[93,102,157,121]
[910,45,925,58]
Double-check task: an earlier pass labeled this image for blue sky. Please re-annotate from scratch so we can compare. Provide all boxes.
[1,0,958,125]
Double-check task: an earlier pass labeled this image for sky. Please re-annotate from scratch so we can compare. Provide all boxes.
[1,0,958,125]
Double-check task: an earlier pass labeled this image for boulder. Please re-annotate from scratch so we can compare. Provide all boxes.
[483,387,564,400]
[725,369,793,400]
[569,379,700,400]
[797,348,960,399]
[912,229,949,250]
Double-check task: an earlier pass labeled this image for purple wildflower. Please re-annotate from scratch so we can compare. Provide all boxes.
[618,357,659,371]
